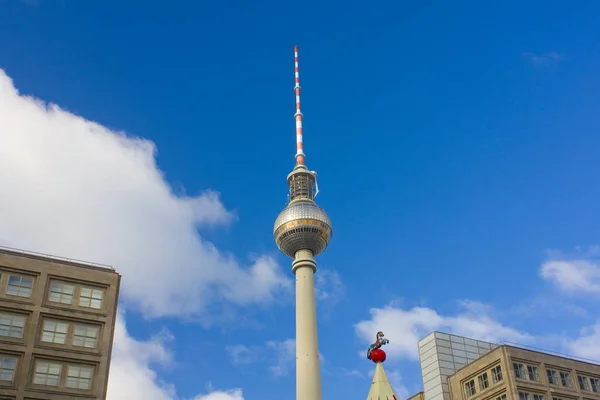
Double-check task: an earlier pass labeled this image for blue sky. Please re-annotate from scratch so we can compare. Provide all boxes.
[1,1,600,399]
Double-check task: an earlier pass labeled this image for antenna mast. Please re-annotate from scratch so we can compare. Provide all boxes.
[294,45,305,166]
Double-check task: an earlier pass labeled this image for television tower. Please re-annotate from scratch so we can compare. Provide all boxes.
[274,46,332,400]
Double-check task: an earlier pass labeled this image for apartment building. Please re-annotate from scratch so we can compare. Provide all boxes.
[418,332,499,400]
[0,246,120,400]
[447,344,600,400]
[409,392,425,400]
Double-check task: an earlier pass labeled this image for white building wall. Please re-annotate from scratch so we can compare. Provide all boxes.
[418,332,498,400]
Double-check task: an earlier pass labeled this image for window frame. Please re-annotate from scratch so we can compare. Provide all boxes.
[519,391,530,400]
[491,365,503,383]
[478,372,489,391]
[578,375,590,391]
[590,377,599,393]
[48,281,75,305]
[72,324,100,349]
[45,279,106,312]
[78,286,104,310]
[0,311,26,339]
[33,360,62,387]
[559,371,572,388]
[547,369,559,385]
[32,359,95,392]
[5,274,34,298]
[527,365,540,382]
[41,320,70,345]
[65,364,94,390]
[38,317,101,351]
[465,379,476,397]
[0,355,17,383]
[514,362,527,379]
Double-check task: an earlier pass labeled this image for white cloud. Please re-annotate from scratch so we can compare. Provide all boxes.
[225,344,257,365]
[566,323,600,362]
[226,339,296,377]
[523,51,563,64]
[354,301,532,361]
[108,313,244,400]
[541,259,600,295]
[266,339,297,377]
[192,384,245,400]
[226,338,326,378]
[193,390,244,400]
[0,70,265,398]
[315,269,345,305]
[107,313,175,400]
[0,69,290,318]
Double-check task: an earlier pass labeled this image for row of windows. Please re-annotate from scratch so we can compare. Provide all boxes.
[0,311,101,349]
[0,355,95,391]
[514,361,600,393]
[577,374,600,392]
[465,365,503,396]
[543,367,571,387]
[0,272,105,310]
[519,391,544,400]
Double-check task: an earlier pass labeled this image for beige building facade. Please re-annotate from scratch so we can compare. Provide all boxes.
[448,345,600,400]
[408,392,426,400]
[0,247,120,400]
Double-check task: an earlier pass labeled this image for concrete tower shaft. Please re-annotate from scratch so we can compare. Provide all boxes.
[272,46,331,400]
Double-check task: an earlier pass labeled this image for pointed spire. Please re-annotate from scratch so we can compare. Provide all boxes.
[293,45,305,166]
[367,361,398,400]
[366,332,398,400]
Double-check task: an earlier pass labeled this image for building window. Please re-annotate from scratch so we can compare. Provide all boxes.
[491,365,503,383]
[465,379,476,397]
[547,369,559,385]
[66,364,93,390]
[519,392,530,400]
[41,320,69,344]
[0,312,25,338]
[560,371,572,387]
[33,361,61,386]
[591,377,599,392]
[552,397,563,400]
[73,325,99,348]
[79,287,103,309]
[578,375,590,391]
[514,362,527,379]
[49,282,74,305]
[6,275,33,297]
[496,396,506,400]
[527,365,540,381]
[478,372,489,390]
[0,356,16,381]
[533,395,544,400]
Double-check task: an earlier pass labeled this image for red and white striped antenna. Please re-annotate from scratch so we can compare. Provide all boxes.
[294,45,305,166]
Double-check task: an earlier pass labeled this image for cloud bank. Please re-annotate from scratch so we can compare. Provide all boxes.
[0,69,290,319]
[540,247,600,295]
[0,69,271,398]
[354,300,532,361]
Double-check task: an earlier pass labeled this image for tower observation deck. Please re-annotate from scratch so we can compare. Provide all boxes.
[273,46,332,400]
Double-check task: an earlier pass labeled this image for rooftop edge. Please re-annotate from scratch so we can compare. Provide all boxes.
[0,245,116,272]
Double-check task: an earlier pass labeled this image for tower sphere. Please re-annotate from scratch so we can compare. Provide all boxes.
[370,349,386,363]
[274,200,332,258]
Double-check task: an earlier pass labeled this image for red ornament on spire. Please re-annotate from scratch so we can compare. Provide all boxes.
[366,331,390,362]
[370,349,386,363]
